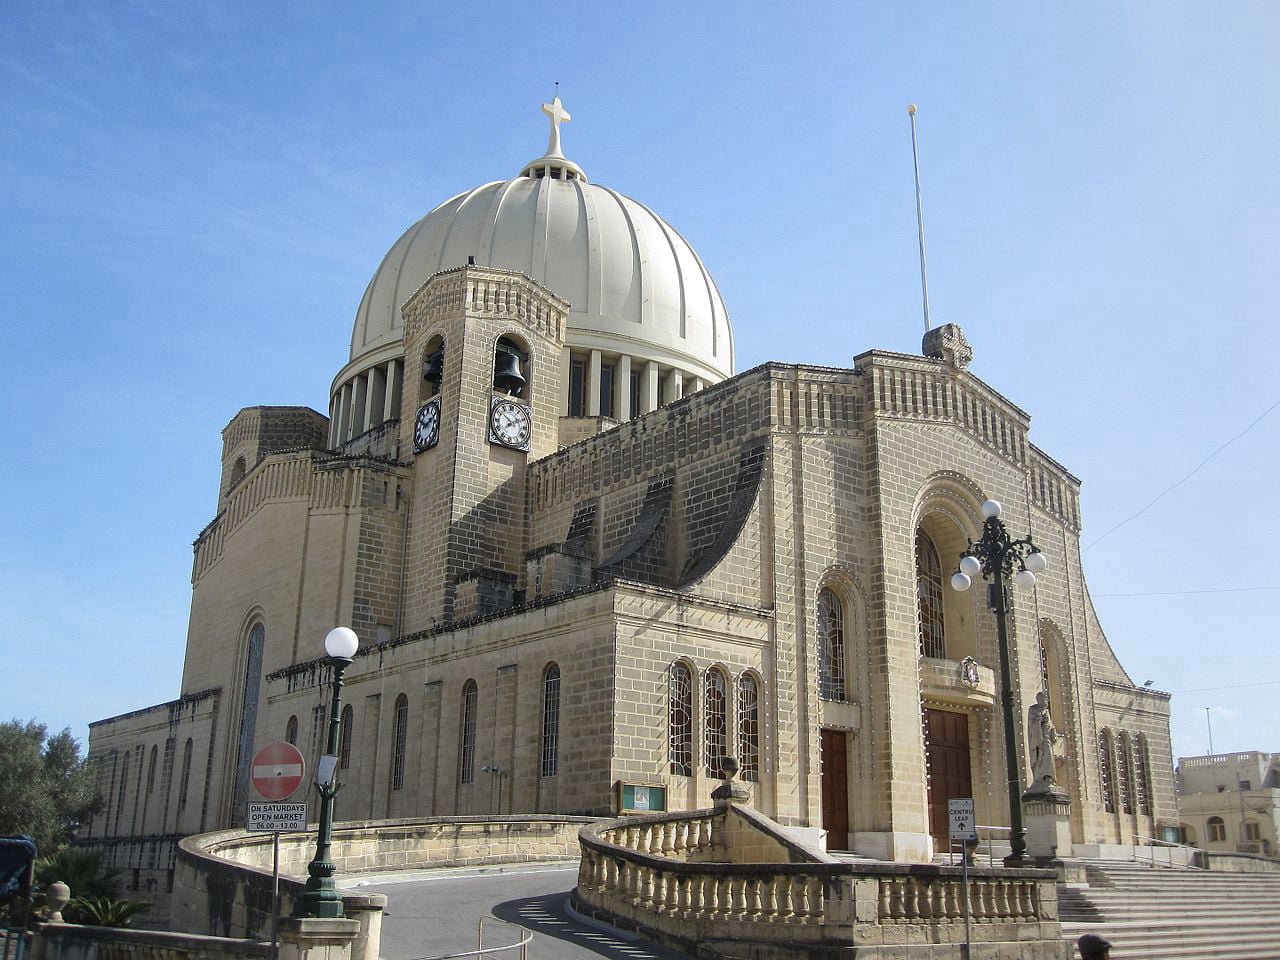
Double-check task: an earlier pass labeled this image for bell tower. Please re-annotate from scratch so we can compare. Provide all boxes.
[398,265,568,631]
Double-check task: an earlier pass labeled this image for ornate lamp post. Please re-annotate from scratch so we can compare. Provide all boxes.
[949,500,1048,865]
[292,626,359,918]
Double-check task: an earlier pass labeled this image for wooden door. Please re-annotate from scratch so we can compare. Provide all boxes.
[820,729,849,850]
[925,709,972,843]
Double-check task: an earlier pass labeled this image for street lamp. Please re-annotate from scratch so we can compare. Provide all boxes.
[949,499,1047,865]
[292,626,359,918]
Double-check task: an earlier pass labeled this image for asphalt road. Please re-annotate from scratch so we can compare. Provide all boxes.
[346,861,696,960]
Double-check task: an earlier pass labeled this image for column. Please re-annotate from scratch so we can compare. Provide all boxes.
[560,348,572,416]
[385,359,402,422]
[691,377,704,394]
[328,395,341,448]
[352,373,370,436]
[587,349,602,417]
[338,382,353,445]
[616,355,632,421]
[368,366,387,430]
[642,361,659,414]
[663,368,683,404]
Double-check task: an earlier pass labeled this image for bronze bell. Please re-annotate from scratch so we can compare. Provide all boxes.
[422,348,444,385]
[492,351,526,396]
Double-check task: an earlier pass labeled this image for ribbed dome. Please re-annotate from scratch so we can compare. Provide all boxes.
[345,111,733,389]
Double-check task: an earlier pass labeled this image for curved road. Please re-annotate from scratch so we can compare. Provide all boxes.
[344,861,695,960]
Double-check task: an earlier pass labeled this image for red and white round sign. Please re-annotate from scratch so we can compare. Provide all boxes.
[251,741,306,801]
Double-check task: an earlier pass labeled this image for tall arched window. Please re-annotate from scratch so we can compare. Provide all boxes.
[1206,816,1226,842]
[737,673,760,782]
[177,738,193,814]
[1116,731,1134,814]
[229,456,246,488]
[915,531,946,658]
[390,694,408,791]
[817,588,847,701]
[704,669,728,777]
[1133,734,1152,816]
[146,745,158,795]
[459,681,478,785]
[1098,729,1115,813]
[339,705,354,770]
[669,662,693,777]
[285,715,298,745]
[115,754,131,834]
[541,663,561,778]
[232,623,266,818]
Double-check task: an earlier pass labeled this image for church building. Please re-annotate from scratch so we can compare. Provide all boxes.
[84,99,1175,900]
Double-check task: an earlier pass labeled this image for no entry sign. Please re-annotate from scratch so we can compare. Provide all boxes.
[251,741,305,801]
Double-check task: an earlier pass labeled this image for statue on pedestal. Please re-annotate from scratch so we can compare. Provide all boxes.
[1027,691,1059,793]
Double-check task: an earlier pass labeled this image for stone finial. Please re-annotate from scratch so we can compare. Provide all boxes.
[922,322,973,370]
[45,881,70,922]
[711,756,751,807]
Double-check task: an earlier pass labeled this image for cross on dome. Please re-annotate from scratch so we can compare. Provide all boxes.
[542,96,571,159]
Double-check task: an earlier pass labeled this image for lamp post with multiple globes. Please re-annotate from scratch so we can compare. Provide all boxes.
[292,626,359,918]
[949,500,1047,866]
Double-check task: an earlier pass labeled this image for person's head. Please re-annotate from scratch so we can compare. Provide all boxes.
[1077,933,1111,959]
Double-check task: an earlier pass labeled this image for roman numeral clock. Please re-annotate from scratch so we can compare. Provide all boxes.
[488,395,531,452]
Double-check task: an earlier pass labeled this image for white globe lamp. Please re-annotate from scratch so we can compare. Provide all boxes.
[324,626,359,661]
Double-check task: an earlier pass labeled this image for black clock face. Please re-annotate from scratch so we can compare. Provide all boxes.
[414,399,440,452]
[489,397,531,451]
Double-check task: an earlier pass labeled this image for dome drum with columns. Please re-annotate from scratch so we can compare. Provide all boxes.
[329,97,733,449]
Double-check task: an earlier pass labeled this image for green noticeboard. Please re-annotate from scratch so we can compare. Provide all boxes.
[618,782,667,814]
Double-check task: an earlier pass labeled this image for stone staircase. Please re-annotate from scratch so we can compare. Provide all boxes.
[1059,859,1280,959]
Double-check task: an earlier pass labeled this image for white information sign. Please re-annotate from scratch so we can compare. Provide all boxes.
[948,798,977,842]
[247,802,309,833]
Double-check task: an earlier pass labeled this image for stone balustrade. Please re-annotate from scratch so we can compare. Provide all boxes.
[576,806,1068,959]
[30,923,270,960]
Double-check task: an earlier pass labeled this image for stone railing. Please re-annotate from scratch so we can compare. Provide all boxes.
[30,923,270,960]
[576,804,1066,959]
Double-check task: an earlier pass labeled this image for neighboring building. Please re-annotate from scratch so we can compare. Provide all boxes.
[1176,752,1280,857]
[83,99,1175,906]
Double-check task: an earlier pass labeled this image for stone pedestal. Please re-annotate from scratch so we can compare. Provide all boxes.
[277,917,361,960]
[1023,788,1073,861]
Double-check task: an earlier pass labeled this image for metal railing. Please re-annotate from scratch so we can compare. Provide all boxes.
[1131,835,1206,869]
[414,916,532,960]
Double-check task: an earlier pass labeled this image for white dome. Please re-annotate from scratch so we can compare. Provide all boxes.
[343,107,733,389]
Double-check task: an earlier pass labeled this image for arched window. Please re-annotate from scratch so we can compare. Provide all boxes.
[146,745,158,795]
[704,669,728,777]
[915,531,946,658]
[817,588,847,701]
[669,662,693,777]
[177,738,193,814]
[1206,816,1226,842]
[1098,729,1115,813]
[421,335,444,400]
[285,715,298,745]
[541,663,561,778]
[493,335,527,398]
[737,673,760,783]
[339,705,354,770]
[459,681,478,785]
[1134,734,1152,816]
[1116,731,1134,814]
[115,754,131,834]
[232,623,266,819]
[229,456,246,488]
[390,694,408,791]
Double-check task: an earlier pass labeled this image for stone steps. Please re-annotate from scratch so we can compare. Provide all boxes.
[1060,859,1280,960]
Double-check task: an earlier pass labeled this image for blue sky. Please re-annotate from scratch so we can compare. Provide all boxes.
[3,2,1277,764]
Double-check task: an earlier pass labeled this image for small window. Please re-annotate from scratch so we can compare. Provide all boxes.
[1207,816,1226,842]
[704,669,728,777]
[568,359,586,417]
[817,588,847,701]
[669,662,693,777]
[1244,821,1261,841]
[339,705,354,770]
[390,694,408,791]
[541,663,561,778]
[1239,780,1252,791]
[285,715,298,746]
[460,681,478,785]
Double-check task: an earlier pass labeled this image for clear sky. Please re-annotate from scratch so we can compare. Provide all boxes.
[3,2,1277,765]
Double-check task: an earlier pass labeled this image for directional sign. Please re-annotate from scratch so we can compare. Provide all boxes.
[948,798,977,842]
[251,741,305,801]
[246,802,309,833]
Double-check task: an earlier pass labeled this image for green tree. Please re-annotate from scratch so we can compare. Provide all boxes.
[0,720,100,853]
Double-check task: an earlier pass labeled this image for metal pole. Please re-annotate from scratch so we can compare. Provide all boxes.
[292,656,350,918]
[908,104,932,334]
[991,551,1028,864]
[1205,707,1215,755]
[271,832,280,960]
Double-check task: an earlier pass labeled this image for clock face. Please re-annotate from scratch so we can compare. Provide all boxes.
[489,396,532,451]
[414,399,440,452]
